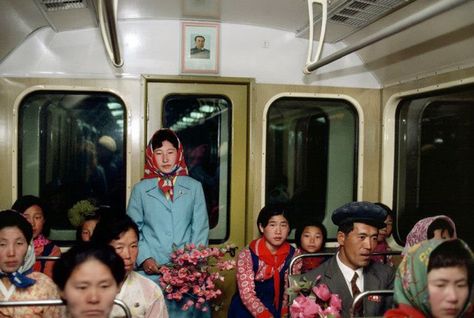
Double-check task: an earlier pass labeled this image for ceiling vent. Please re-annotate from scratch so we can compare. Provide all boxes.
[34,0,97,31]
[40,0,87,11]
[297,0,415,43]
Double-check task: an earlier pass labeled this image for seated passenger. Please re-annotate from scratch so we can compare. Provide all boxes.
[52,242,125,318]
[294,219,328,273]
[385,239,473,318]
[403,215,456,255]
[228,204,296,318]
[76,212,101,242]
[295,201,394,317]
[0,210,61,318]
[12,195,61,277]
[91,214,168,318]
[370,203,394,266]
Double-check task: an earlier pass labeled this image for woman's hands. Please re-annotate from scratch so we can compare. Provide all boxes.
[142,258,160,274]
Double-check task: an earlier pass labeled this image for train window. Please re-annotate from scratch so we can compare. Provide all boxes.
[396,85,474,248]
[18,91,126,242]
[265,97,358,239]
[163,95,230,244]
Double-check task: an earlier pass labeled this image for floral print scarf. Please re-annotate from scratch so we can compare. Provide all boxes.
[143,129,188,201]
[395,239,472,317]
[403,215,456,255]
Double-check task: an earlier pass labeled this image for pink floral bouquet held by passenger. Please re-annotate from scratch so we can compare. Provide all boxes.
[158,243,236,312]
[288,275,342,318]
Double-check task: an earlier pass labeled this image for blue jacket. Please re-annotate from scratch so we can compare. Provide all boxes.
[127,176,209,266]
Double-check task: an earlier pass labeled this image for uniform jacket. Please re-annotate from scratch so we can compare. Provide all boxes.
[300,255,394,317]
[127,176,209,266]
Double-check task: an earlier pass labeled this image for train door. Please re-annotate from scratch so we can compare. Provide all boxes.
[146,77,249,250]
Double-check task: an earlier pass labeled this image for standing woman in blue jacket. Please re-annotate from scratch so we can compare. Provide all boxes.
[127,128,209,317]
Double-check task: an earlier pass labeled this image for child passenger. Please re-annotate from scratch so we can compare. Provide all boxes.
[294,219,327,273]
[384,239,473,318]
[12,195,61,277]
[370,203,394,265]
[228,204,296,318]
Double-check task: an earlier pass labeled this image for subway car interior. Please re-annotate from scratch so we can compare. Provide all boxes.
[1,0,474,316]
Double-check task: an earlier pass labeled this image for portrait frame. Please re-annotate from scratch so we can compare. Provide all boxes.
[181,21,220,74]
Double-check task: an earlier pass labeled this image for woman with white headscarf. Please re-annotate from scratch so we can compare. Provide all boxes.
[0,210,61,317]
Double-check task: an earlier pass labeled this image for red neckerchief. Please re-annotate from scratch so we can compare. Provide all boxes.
[143,129,188,201]
[302,256,324,272]
[384,304,426,318]
[249,237,290,310]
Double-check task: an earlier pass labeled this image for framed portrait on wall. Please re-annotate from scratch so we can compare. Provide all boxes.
[181,21,220,74]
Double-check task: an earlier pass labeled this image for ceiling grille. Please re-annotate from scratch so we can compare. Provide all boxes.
[329,0,410,28]
[41,0,87,11]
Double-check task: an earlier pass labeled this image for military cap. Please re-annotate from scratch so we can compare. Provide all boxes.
[332,201,387,229]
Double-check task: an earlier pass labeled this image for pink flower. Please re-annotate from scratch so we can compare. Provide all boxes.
[313,283,331,302]
[329,294,342,311]
[290,295,321,318]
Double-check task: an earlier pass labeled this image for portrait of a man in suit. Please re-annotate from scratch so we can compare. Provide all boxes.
[190,35,210,59]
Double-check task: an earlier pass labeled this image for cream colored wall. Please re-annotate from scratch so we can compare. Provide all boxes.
[0,77,143,209]
[246,84,382,241]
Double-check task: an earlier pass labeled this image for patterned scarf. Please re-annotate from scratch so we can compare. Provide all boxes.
[0,243,36,288]
[143,129,188,201]
[395,239,472,316]
[33,234,51,251]
[403,215,457,255]
[249,237,291,310]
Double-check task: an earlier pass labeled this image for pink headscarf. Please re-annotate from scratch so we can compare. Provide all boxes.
[402,215,457,255]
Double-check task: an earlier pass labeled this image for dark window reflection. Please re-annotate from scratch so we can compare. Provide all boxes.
[19,92,126,241]
[266,97,357,239]
[396,86,474,248]
[163,95,230,243]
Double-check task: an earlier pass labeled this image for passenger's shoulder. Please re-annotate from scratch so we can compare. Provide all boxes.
[177,175,202,187]
[368,261,395,276]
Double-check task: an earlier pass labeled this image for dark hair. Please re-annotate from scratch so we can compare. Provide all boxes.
[295,219,327,249]
[151,129,179,150]
[52,242,125,290]
[428,239,474,286]
[194,35,205,42]
[91,214,139,244]
[338,222,354,235]
[0,209,33,243]
[12,195,51,237]
[374,202,393,218]
[257,204,290,234]
[427,218,454,239]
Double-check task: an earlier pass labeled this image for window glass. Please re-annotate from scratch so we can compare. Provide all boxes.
[266,97,358,239]
[163,95,230,243]
[19,92,126,241]
[396,86,474,248]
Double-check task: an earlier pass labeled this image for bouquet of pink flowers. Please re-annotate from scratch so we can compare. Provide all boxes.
[159,243,236,312]
[288,275,342,318]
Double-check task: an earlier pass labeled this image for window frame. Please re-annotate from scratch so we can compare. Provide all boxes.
[262,93,364,244]
[14,86,129,244]
[381,77,474,246]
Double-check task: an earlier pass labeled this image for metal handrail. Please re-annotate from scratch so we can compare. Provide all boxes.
[35,256,60,260]
[350,289,394,318]
[0,298,132,318]
[304,0,469,73]
[289,251,401,274]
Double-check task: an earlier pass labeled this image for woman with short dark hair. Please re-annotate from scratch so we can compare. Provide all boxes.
[0,210,61,317]
[92,214,168,318]
[52,242,125,318]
